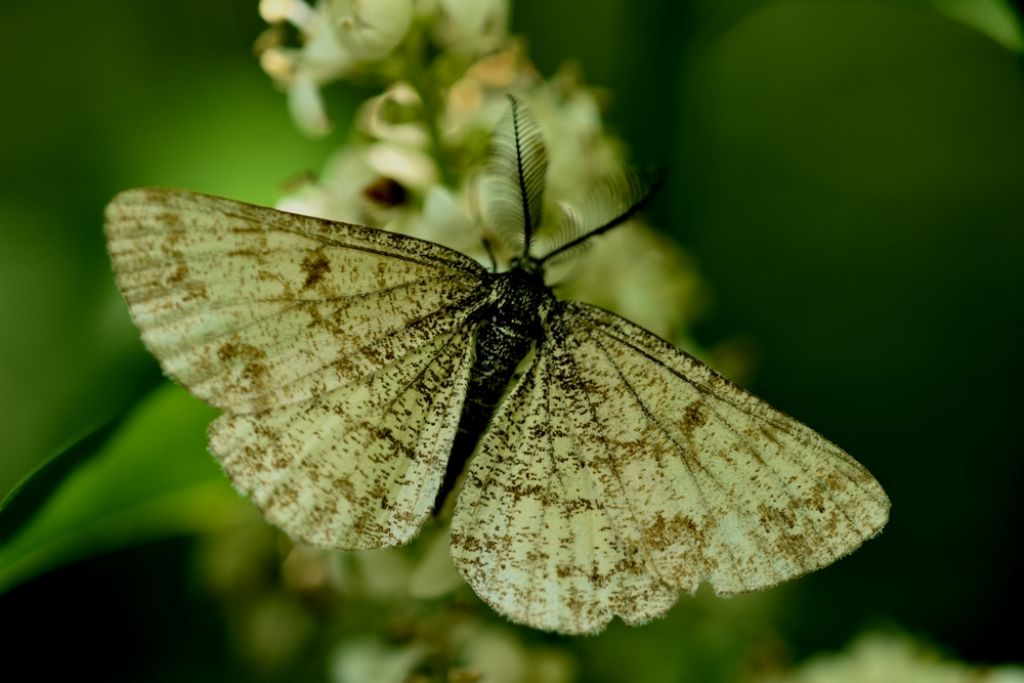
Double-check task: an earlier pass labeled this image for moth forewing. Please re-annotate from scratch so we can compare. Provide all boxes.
[105,188,488,412]
[105,188,493,548]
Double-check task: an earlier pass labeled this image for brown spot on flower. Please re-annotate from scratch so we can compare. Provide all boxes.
[362,177,408,207]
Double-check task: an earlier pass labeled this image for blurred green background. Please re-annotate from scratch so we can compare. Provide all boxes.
[1,0,1022,680]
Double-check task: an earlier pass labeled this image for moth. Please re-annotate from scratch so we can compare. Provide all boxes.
[105,96,889,634]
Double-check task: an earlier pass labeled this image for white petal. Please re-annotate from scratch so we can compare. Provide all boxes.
[439,0,503,35]
[358,83,430,146]
[412,185,482,257]
[331,639,426,683]
[435,0,508,51]
[288,70,331,136]
[259,45,298,81]
[301,11,355,81]
[331,0,413,61]
[260,0,315,31]
[365,142,438,189]
[407,526,464,598]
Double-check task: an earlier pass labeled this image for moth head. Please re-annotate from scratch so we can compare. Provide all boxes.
[508,254,543,276]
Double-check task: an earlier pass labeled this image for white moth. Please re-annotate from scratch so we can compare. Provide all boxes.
[105,97,888,634]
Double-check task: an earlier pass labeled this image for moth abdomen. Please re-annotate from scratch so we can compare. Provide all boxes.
[434,269,551,511]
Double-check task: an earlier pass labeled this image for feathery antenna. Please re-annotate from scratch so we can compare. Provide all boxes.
[480,95,549,259]
[538,168,666,264]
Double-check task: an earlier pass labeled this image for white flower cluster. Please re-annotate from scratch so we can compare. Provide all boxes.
[257,0,701,345]
[272,529,575,683]
[754,633,1024,683]
[259,0,507,135]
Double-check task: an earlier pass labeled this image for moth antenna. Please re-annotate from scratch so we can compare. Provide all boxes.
[480,94,549,259]
[538,168,666,265]
[535,200,593,268]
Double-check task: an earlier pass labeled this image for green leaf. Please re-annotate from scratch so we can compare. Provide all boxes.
[0,417,125,545]
[0,383,251,593]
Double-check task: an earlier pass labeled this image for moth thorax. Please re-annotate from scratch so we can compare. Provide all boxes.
[489,269,548,330]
